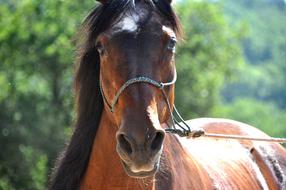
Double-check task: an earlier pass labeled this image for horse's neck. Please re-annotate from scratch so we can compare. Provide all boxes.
[80,110,155,190]
[80,110,212,190]
[159,136,213,190]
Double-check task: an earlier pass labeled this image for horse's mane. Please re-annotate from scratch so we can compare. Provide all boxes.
[49,0,181,189]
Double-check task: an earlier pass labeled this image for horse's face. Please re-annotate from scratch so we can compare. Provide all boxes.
[97,1,177,178]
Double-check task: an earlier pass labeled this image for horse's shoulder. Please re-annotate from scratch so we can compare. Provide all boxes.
[175,117,286,189]
[175,132,267,189]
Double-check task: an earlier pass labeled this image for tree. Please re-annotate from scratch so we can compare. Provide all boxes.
[0,1,94,189]
[174,0,244,118]
[212,98,286,138]
[218,0,286,139]
[222,0,286,108]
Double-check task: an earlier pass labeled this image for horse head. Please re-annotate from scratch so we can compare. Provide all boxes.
[94,0,181,178]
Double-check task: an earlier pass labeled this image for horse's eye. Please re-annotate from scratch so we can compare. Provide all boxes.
[95,42,105,55]
[167,37,177,52]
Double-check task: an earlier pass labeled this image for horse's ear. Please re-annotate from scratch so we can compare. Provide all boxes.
[96,0,108,4]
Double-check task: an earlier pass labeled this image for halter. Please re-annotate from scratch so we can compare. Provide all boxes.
[99,68,204,137]
[99,69,286,143]
[100,70,177,113]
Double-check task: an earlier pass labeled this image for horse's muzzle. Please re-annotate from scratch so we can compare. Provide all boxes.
[116,130,165,178]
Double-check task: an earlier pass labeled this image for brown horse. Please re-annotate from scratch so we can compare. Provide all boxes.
[49,0,286,189]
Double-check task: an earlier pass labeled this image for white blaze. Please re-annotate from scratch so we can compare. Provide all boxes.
[115,15,139,32]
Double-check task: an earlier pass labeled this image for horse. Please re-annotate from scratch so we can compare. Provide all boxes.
[49,0,286,189]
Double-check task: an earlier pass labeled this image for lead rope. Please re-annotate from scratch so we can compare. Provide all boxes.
[163,98,286,144]
[156,86,286,144]
[162,91,286,143]
[161,88,205,138]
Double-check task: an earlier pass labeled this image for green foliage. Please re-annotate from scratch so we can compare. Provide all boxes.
[0,177,14,190]
[217,0,286,138]
[222,0,286,108]
[174,0,244,118]
[21,146,47,190]
[0,145,47,190]
[0,0,94,189]
[212,98,286,138]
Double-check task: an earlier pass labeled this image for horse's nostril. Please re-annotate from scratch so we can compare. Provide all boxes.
[118,134,133,155]
[151,131,165,151]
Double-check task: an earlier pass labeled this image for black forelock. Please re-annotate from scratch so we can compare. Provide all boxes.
[85,0,181,45]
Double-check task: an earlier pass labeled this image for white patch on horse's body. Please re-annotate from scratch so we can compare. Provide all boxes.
[120,16,138,31]
[113,14,139,33]
[179,137,269,189]
[249,155,270,190]
[257,145,286,188]
[177,118,272,189]
[162,25,175,37]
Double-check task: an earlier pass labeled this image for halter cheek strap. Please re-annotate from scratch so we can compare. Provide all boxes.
[99,69,205,137]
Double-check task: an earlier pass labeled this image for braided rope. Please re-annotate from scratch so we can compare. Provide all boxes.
[110,77,162,112]
[100,69,177,112]
[203,133,286,143]
[166,127,286,143]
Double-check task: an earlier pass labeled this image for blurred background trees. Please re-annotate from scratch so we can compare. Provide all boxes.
[0,0,285,189]
[213,0,286,139]
[175,0,286,139]
[0,1,93,189]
